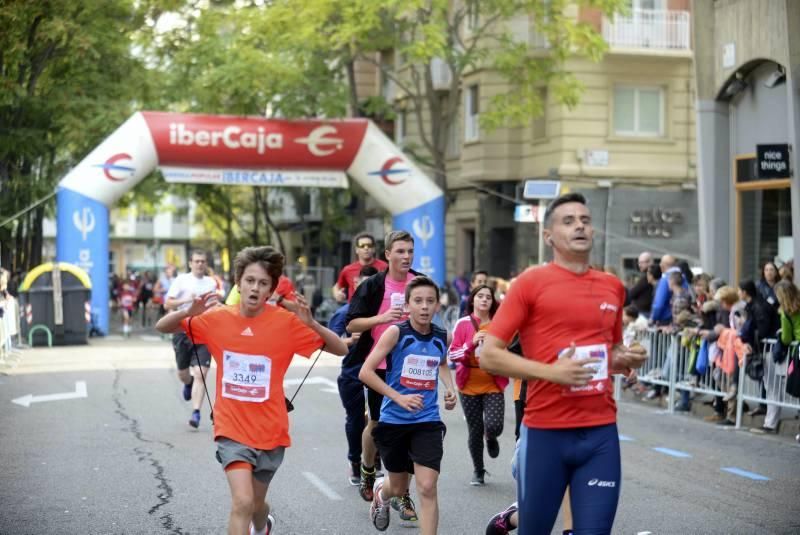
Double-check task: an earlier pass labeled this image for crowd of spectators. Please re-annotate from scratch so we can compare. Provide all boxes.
[620,251,798,434]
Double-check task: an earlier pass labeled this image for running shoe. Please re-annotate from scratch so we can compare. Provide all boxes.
[349,462,361,486]
[471,469,487,486]
[370,480,391,531]
[486,436,500,458]
[390,492,418,526]
[189,410,200,429]
[182,377,194,401]
[359,465,376,502]
[249,513,275,535]
[485,502,518,534]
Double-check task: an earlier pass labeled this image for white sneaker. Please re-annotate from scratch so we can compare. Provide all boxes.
[370,481,391,531]
[249,513,275,535]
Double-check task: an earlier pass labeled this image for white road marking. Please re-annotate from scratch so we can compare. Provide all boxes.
[302,471,343,501]
[284,376,339,394]
[11,381,88,407]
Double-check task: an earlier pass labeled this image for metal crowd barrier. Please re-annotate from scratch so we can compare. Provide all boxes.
[737,340,800,428]
[629,328,799,426]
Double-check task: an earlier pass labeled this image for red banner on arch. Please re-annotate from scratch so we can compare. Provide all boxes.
[141,111,369,169]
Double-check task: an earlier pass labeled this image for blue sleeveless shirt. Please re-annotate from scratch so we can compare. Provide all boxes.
[380,320,448,424]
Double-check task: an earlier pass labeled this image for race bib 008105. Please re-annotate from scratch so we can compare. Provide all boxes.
[400,354,439,390]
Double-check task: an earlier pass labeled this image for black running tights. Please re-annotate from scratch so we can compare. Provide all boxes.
[459,392,505,472]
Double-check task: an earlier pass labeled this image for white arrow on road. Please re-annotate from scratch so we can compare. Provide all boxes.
[11,381,88,407]
[283,376,339,394]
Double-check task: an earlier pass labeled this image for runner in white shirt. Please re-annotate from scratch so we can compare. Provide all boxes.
[165,250,223,429]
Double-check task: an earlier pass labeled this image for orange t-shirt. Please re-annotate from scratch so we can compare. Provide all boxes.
[461,353,501,395]
[182,304,323,450]
[488,263,624,429]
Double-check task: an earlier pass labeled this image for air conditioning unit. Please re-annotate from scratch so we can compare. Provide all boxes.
[431,57,453,91]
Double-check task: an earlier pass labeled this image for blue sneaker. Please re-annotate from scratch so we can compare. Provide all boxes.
[182,377,193,401]
[189,410,200,428]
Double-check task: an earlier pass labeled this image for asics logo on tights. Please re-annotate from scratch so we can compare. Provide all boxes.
[587,479,616,488]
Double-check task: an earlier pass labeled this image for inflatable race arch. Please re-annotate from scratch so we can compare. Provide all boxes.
[56,112,445,335]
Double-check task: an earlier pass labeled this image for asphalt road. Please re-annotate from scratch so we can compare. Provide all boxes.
[1,337,798,534]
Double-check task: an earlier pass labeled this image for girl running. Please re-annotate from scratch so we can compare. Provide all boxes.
[448,284,508,485]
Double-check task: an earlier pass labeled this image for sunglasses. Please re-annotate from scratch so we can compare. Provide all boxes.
[356,243,375,249]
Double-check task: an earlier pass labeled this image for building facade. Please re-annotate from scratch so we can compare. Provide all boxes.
[388,1,699,282]
[693,0,800,283]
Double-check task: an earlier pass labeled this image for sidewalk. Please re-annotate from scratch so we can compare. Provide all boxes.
[621,383,800,441]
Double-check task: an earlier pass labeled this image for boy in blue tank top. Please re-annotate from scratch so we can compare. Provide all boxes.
[359,276,457,535]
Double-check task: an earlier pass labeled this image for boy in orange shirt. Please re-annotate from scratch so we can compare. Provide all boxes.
[156,246,347,535]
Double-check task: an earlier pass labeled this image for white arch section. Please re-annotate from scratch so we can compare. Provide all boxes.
[56,112,445,334]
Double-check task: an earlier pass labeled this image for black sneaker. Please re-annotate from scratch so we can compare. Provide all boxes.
[182,377,194,401]
[359,465,376,501]
[348,461,361,486]
[487,436,500,458]
[471,469,486,486]
[485,502,517,534]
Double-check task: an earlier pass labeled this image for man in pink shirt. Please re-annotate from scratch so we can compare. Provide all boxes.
[346,230,420,524]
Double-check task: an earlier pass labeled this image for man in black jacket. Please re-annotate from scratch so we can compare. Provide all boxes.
[343,230,421,521]
[625,251,654,316]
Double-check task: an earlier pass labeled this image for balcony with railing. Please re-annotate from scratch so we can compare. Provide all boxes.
[603,9,691,53]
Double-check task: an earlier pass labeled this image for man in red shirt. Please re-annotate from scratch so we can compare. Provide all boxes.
[333,232,388,302]
[481,193,646,535]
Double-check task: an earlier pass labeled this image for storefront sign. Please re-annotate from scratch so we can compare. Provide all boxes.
[514,204,544,223]
[629,207,684,239]
[756,144,792,179]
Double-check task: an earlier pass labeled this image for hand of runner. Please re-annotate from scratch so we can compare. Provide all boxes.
[394,393,424,412]
[185,292,219,317]
[290,295,314,325]
[443,390,457,410]
[381,307,404,324]
[547,343,603,386]
[613,343,648,370]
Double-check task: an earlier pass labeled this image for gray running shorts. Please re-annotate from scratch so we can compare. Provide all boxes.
[215,437,285,485]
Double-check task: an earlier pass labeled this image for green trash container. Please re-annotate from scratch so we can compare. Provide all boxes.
[18,262,92,346]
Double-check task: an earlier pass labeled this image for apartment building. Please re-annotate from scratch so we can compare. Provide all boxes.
[43,195,195,277]
[372,0,698,281]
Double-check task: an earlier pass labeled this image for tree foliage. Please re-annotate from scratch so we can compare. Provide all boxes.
[0,0,152,272]
[258,0,627,189]
[1,0,628,275]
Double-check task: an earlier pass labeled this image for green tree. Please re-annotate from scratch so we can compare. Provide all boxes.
[136,2,356,268]
[0,0,153,272]
[265,0,627,191]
